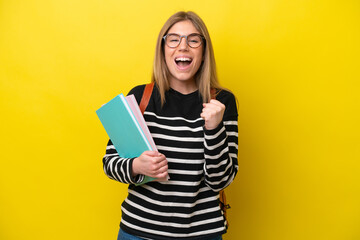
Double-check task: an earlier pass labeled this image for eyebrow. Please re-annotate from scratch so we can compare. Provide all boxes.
[167,32,201,35]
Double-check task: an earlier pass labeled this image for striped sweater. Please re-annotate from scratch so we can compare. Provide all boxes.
[103,84,238,240]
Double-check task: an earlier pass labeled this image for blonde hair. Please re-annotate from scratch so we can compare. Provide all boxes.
[151,11,222,105]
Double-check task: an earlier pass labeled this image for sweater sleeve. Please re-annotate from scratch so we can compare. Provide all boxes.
[203,91,239,191]
[102,139,145,184]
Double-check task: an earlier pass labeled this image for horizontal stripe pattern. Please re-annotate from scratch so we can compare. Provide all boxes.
[102,86,238,240]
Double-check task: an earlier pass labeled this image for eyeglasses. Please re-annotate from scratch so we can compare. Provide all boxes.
[163,33,204,48]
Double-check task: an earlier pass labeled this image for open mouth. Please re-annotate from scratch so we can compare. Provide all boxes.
[175,57,193,68]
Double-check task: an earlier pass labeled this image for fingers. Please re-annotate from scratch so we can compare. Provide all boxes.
[143,150,162,157]
[136,151,168,178]
[156,171,169,179]
[151,156,168,177]
[154,162,168,178]
[143,151,167,164]
[204,99,225,108]
[209,99,225,107]
[148,156,167,170]
[201,100,225,117]
[150,153,167,165]
[202,100,225,112]
[201,100,225,130]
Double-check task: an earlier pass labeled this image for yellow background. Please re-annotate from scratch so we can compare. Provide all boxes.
[0,0,359,239]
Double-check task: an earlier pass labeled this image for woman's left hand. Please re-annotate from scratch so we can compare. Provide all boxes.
[200,99,225,130]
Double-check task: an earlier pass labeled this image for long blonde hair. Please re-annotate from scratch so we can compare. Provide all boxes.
[152,11,222,105]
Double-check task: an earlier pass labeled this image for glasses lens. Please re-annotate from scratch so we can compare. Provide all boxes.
[166,34,180,48]
[187,34,202,48]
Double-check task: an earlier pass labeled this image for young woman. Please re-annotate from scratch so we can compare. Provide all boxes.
[103,11,238,240]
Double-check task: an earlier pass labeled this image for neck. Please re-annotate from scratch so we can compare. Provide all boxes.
[169,79,198,95]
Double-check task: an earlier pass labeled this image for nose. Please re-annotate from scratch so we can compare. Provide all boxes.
[178,36,189,50]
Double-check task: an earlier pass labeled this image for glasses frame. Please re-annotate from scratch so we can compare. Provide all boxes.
[163,33,205,49]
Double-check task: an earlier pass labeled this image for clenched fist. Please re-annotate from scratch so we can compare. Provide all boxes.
[200,99,225,130]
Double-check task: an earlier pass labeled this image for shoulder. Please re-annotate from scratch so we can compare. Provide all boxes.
[216,89,236,106]
[127,84,145,95]
[126,84,149,103]
[215,89,238,118]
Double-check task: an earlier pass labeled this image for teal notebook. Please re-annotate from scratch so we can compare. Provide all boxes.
[96,93,155,185]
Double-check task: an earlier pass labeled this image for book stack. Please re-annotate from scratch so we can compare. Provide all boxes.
[96,94,157,185]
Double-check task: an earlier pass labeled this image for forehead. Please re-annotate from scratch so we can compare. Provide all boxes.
[167,20,200,35]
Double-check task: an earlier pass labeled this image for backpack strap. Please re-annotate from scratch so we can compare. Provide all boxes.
[210,88,217,100]
[211,88,231,228]
[139,83,154,114]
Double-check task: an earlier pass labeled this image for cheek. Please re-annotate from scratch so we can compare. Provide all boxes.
[194,49,203,69]
[196,47,203,62]
[164,49,174,67]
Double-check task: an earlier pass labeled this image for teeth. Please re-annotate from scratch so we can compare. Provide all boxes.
[175,57,192,62]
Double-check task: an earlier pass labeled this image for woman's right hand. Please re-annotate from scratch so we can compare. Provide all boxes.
[132,151,168,179]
